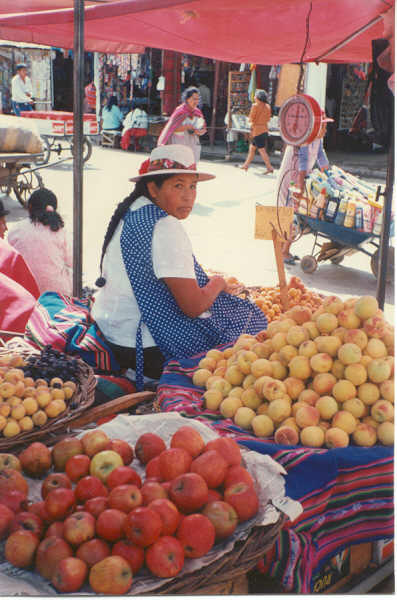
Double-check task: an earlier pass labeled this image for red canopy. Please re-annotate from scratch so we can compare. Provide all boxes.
[0,0,392,63]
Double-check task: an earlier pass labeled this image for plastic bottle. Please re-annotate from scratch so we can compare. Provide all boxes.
[316,187,327,220]
[362,203,372,233]
[334,193,348,226]
[355,205,364,231]
[373,209,383,235]
[324,190,340,222]
[344,197,357,228]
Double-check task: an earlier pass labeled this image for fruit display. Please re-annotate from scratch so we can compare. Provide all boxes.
[193,295,394,448]
[0,425,262,594]
[0,347,80,438]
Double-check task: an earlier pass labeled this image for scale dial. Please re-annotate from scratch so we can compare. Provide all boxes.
[279,94,322,146]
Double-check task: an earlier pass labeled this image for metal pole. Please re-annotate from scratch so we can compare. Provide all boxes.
[209,60,220,147]
[376,129,394,310]
[73,0,84,297]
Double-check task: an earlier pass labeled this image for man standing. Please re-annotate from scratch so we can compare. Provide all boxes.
[84,80,97,114]
[11,63,34,116]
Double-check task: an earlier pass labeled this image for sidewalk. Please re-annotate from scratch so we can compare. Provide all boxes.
[201,141,389,181]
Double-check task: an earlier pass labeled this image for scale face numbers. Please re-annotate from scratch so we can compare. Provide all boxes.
[279,94,321,146]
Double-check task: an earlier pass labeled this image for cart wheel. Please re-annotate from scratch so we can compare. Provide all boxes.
[70,136,93,163]
[12,168,44,208]
[331,255,344,265]
[300,255,318,273]
[35,137,52,166]
[371,247,394,284]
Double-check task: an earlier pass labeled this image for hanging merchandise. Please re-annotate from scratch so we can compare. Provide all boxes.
[248,64,256,102]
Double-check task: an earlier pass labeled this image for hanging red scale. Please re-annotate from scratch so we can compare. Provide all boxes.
[279,94,323,146]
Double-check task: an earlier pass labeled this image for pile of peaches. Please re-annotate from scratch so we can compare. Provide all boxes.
[0,426,259,594]
[193,295,394,449]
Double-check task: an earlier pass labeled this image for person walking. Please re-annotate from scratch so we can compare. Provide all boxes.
[238,89,273,174]
[11,63,34,117]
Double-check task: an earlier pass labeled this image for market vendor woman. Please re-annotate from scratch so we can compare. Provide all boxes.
[92,144,267,387]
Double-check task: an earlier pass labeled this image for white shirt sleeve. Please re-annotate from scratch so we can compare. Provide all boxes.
[152,216,195,279]
[11,75,32,103]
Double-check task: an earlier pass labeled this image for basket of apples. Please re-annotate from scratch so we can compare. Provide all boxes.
[0,413,289,595]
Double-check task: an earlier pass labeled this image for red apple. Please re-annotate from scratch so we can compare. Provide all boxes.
[108,484,142,513]
[52,437,84,472]
[123,507,162,547]
[140,481,167,505]
[52,557,88,593]
[202,500,239,539]
[35,535,74,580]
[5,529,39,568]
[45,521,64,538]
[89,450,123,483]
[107,466,142,489]
[19,442,52,478]
[10,511,44,539]
[169,472,209,514]
[205,437,242,466]
[170,425,205,458]
[96,508,127,543]
[27,500,48,523]
[75,476,108,503]
[89,556,133,595]
[45,487,76,521]
[0,503,15,539]
[223,465,254,489]
[145,536,184,578]
[161,481,171,494]
[177,513,215,558]
[207,489,223,503]
[159,448,192,481]
[81,429,110,457]
[112,540,145,574]
[190,450,228,488]
[76,537,111,567]
[41,472,72,499]
[106,439,134,465]
[145,456,162,480]
[0,490,27,513]
[224,482,259,522]
[135,433,166,465]
[84,496,109,518]
[63,511,96,546]
[0,468,29,496]
[148,498,181,536]
[65,455,91,482]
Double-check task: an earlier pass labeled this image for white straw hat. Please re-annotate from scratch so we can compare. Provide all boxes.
[129,144,215,182]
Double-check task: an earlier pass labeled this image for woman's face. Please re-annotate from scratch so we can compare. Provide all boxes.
[186,92,200,110]
[148,174,198,219]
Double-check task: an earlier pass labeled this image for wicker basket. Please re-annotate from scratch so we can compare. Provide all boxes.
[148,516,283,595]
[0,339,96,451]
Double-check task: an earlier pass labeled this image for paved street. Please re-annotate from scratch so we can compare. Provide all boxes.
[2,144,394,322]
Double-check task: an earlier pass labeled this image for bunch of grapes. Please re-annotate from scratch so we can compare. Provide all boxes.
[22,346,80,384]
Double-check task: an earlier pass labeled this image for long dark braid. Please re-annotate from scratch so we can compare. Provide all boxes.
[96,174,171,287]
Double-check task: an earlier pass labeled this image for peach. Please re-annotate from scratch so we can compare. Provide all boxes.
[287,305,312,324]
[283,377,305,400]
[310,353,333,373]
[344,363,367,386]
[270,361,288,380]
[242,374,256,389]
[337,309,361,329]
[289,356,311,380]
[267,398,291,424]
[234,335,256,351]
[312,373,337,396]
[277,318,297,333]
[331,360,346,379]
[233,406,256,429]
[237,351,258,375]
[366,339,387,359]
[376,421,394,446]
[352,423,377,447]
[319,420,331,432]
[280,417,299,432]
[315,336,341,357]
[333,327,347,342]
[367,359,392,383]
[254,340,274,358]
[271,333,288,352]
[343,328,368,349]
[302,321,320,339]
[300,426,325,448]
[298,389,320,406]
[269,353,281,362]
[286,326,308,347]
[385,356,394,377]
[206,349,224,361]
[371,400,394,423]
[205,375,222,390]
[266,321,282,338]
[207,378,232,397]
[322,296,344,315]
[338,343,362,365]
[253,376,272,399]
[192,369,212,388]
[363,316,388,339]
[291,401,310,418]
[362,416,379,429]
[262,379,287,402]
[315,396,339,420]
[295,405,320,428]
[250,359,272,378]
[279,345,298,366]
[251,415,274,438]
[298,340,318,358]
[380,379,394,403]
[213,366,227,378]
[325,427,350,448]
[342,397,365,419]
[220,396,242,419]
[333,379,357,404]
[332,410,356,434]
[203,390,223,411]
[360,355,373,369]
[316,312,339,334]
[256,402,269,415]
[241,388,262,411]
[223,347,235,359]
[229,386,244,399]
[274,425,299,446]
[358,382,380,406]
[354,296,379,321]
[198,357,217,371]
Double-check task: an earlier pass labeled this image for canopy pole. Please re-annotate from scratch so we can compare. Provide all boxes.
[376,129,394,310]
[72,0,84,297]
[209,60,220,147]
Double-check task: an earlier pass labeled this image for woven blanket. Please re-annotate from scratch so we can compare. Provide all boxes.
[157,348,394,593]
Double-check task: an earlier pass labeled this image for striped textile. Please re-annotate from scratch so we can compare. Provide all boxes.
[157,349,394,593]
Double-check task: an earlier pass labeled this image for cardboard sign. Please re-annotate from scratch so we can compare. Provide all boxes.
[255,205,294,240]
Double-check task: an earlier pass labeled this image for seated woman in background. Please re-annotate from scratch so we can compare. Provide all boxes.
[101,95,124,131]
[7,188,72,296]
[120,101,148,151]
